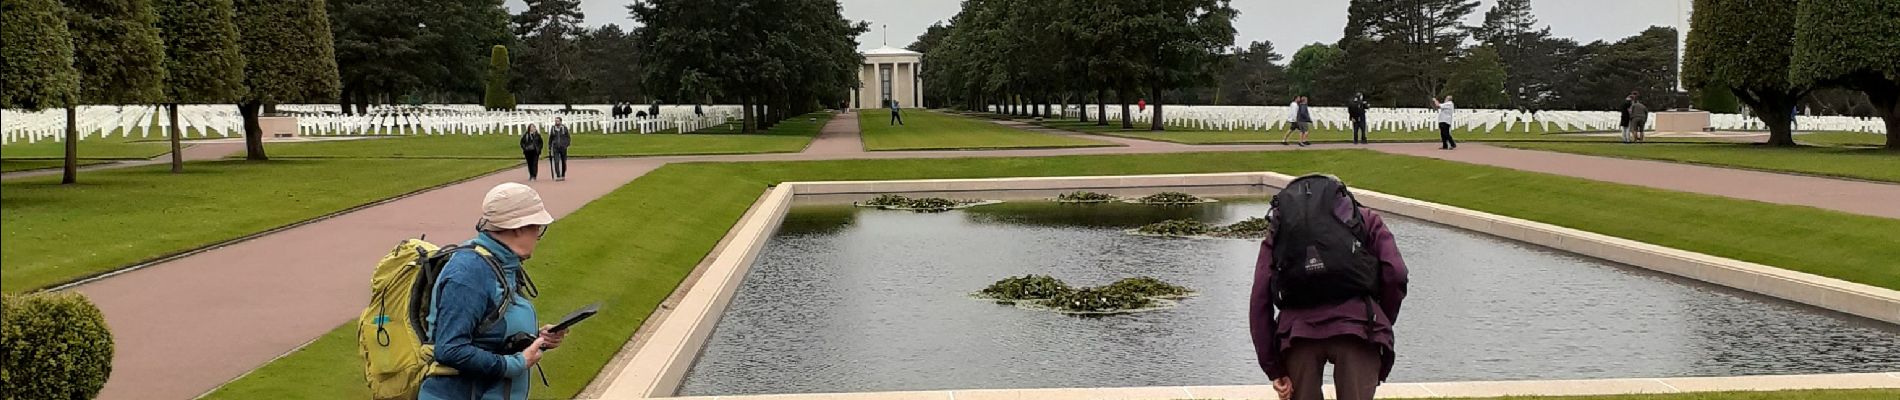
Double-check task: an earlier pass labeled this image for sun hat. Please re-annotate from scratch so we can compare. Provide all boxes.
[481,183,554,231]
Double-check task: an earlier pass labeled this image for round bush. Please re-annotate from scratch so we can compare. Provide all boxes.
[2,292,114,400]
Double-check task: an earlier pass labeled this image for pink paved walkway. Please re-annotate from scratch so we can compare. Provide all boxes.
[64,112,1898,399]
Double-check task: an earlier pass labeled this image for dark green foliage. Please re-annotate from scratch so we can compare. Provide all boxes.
[1286,43,1345,100]
[1137,192,1202,204]
[978,275,1072,301]
[1136,219,1214,236]
[0,0,79,110]
[1790,0,1899,148]
[1038,287,1153,313]
[859,194,912,207]
[896,197,961,212]
[575,24,641,103]
[632,0,864,132]
[485,45,515,110]
[512,0,584,106]
[1693,81,1742,114]
[1340,0,1479,106]
[1056,191,1117,203]
[1212,216,1270,239]
[234,0,340,105]
[1446,46,1509,109]
[1684,0,1804,146]
[1,292,114,400]
[1104,276,1192,298]
[65,0,169,105]
[1218,41,1288,106]
[157,0,248,103]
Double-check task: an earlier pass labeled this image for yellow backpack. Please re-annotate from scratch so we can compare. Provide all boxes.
[357,238,506,400]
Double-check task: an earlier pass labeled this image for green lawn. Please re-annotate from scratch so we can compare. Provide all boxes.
[860,109,1118,151]
[1,131,174,160]
[1030,119,1729,145]
[0,159,111,173]
[1502,142,1900,183]
[205,150,1900,399]
[0,159,517,292]
[249,113,832,159]
[1797,131,1889,147]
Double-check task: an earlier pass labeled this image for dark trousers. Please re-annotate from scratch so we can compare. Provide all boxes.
[1286,336,1383,400]
[524,151,540,179]
[1351,120,1368,144]
[549,148,568,178]
[890,110,904,125]
[1438,122,1457,149]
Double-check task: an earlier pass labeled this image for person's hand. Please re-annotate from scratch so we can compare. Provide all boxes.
[1272,377,1293,400]
[522,336,551,366]
[538,325,567,350]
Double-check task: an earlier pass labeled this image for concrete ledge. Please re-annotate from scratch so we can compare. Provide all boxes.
[642,373,1900,400]
[593,172,1900,399]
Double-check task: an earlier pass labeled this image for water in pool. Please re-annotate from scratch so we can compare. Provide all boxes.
[677,198,1900,396]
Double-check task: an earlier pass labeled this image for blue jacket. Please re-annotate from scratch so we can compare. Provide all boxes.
[421,231,539,400]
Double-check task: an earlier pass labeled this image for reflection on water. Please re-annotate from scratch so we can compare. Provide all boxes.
[679,199,1900,396]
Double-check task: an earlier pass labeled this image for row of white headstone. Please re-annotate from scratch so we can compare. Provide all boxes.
[0,104,750,145]
[1015,105,1888,134]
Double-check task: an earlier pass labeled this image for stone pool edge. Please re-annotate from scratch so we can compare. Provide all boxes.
[592,172,1900,399]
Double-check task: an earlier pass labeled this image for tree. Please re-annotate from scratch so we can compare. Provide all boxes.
[1444,46,1508,109]
[484,45,515,110]
[234,0,342,160]
[1790,0,1899,148]
[1217,41,1285,106]
[1472,0,1555,109]
[63,0,169,184]
[157,0,247,173]
[1340,0,1478,107]
[1,0,79,112]
[576,24,642,104]
[1683,0,1804,146]
[633,0,864,132]
[1285,43,1344,101]
[513,0,584,108]
[1691,81,1741,113]
[329,0,510,111]
[1119,0,1237,131]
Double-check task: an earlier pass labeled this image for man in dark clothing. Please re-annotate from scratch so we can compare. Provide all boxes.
[547,117,571,182]
[890,100,905,126]
[649,102,661,119]
[1347,93,1370,145]
[1251,179,1410,400]
[1619,91,1636,143]
[694,104,704,117]
[519,125,543,181]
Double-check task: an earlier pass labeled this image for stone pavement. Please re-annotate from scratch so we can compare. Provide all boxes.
[63,111,1898,399]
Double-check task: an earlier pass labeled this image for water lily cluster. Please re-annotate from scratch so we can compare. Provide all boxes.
[1056,191,1118,203]
[977,275,1194,314]
[855,194,987,212]
[1135,217,1271,239]
[1134,192,1208,205]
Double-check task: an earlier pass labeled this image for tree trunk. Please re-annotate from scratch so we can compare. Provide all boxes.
[1150,83,1165,131]
[354,90,370,114]
[240,101,269,160]
[1079,91,1090,122]
[63,105,78,184]
[1734,88,1800,147]
[1865,83,1899,150]
[1097,89,1107,126]
[339,84,354,115]
[741,95,756,133]
[1119,89,1133,129]
[169,103,183,173]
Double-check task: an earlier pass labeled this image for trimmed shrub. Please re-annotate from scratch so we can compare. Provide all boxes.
[2,292,114,399]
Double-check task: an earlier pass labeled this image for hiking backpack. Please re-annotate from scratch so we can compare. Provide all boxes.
[358,238,511,400]
[1268,175,1380,309]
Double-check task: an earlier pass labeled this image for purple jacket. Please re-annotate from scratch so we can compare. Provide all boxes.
[1249,206,1410,381]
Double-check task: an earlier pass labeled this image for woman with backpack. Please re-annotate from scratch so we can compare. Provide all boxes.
[520,125,543,181]
[421,183,568,400]
[1251,175,1410,400]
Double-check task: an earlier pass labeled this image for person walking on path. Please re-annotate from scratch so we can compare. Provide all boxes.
[1431,96,1457,150]
[1252,175,1410,400]
[1348,93,1370,145]
[1619,91,1637,143]
[519,125,543,181]
[889,100,905,126]
[547,117,571,181]
[1282,96,1311,146]
[421,183,569,400]
[1628,99,1650,143]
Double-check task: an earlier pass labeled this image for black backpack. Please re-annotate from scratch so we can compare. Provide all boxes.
[1268,175,1380,309]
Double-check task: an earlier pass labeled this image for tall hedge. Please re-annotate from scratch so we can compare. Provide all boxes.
[1,292,115,400]
[0,0,80,111]
[233,0,341,160]
[1682,0,1805,146]
[1790,0,1899,148]
[485,45,516,110]
[158,0,248,172]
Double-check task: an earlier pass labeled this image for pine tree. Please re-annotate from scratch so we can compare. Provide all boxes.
[485,45,515,110]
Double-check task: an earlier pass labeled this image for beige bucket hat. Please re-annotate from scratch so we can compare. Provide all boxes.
[481,183,554,231]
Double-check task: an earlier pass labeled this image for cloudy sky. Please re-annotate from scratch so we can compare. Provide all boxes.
[510,0,1689,54]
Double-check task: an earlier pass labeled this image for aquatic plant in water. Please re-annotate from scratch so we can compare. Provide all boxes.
[1057,191,1117,203]
[1136,219,1214,236]
[1211,216,1271,239]
[860,194,911,207]
[900,197,962,212]
[1038,287,1154,313]
[978,275,1073,302]
[1104,277,1193,298]
[1138,192,1202,204]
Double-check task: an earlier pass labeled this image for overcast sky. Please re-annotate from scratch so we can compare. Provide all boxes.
[510,0,1690,55]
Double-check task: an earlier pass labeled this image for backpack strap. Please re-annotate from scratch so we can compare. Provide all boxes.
[460,246,514,333]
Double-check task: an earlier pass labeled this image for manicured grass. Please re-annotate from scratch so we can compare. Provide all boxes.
[0,159,517,292]
[250,113,833,159]
[1502,142,1900,183]
[1797,131,1889,147]
[1030,118,1723,145]
[1,131,174,160]
[1444,390,1900,400]
[0,159,111,172]
[860,109,1117,151]
[208,150,1900,399]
